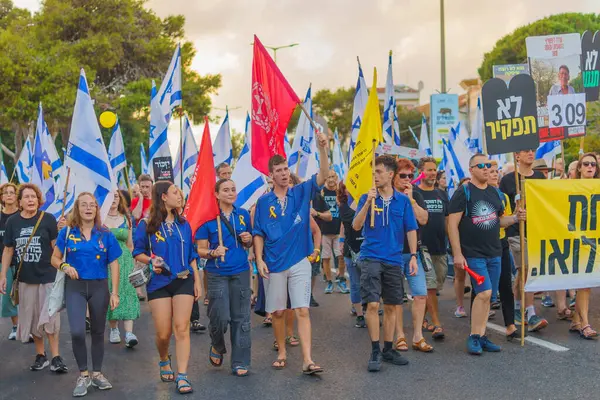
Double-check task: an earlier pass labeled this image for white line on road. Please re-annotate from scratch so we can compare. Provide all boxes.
[486,322,570,352]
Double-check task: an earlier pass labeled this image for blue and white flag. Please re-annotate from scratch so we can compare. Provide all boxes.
[442,138,459,197]
[284,130,292,159]
[31,103,57,209]
[288,87,318,180]
[107,116,127,176]
[349,61,369,163]
[449,122,472,176]
[116,171,128,191]
[535,140,561,168]
[213,110,233,167]
[418,115,432,156]
[0,163,8,185]
[489,153,508,170]
[173,115,198,197]
[149,80,171,175]
[469,97,484,154]
[139,144,149,175]
[65,69,117,220]
[232,113,267,210]
[332,129,347,181]
[157,44,182,120]
[382,52,401,146]
[128,165,138,186]
[16,136,33,184]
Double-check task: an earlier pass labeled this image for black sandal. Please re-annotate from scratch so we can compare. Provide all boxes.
[209,346,223,367]
[302,363,323,375]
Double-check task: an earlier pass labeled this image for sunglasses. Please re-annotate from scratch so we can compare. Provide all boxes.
[582,161,597,168]
[470,163,492,169]
[397,173,414,179]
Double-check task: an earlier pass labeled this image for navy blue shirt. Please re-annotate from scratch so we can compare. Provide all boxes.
[132,219,198,293]
[356,190,418,266]
[253,174,319,273]
[195,207,251,276]
[56,226,122,280]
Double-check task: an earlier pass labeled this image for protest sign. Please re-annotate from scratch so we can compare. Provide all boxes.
[581,30,600,102]
[493,64,530,83]
[152,156,174,182]
[430,94,458,159]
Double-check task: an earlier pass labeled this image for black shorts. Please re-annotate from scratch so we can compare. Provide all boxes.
[148,277,194,301]
[359,259,404,305]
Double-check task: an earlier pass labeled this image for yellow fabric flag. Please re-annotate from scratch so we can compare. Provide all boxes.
[345,68,383,202]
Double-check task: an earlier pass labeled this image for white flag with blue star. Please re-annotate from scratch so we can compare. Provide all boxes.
[139,144,149,175]
[157,44,182,121]
[173,115,198,197]
[213,110,233,167]
[288,87,318,180]
[16,135,33,184]
[349,61,369,163]
[382,52,401,146]
[148,80,171,176]
[418,115,432,156]
[332,129,347,181]
[107,116,127,176]
[31,103,57,210]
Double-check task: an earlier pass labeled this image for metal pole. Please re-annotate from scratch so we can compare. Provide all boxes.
[440,0,447,93]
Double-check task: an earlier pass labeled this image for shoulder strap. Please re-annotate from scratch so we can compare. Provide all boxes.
[495,187,506,208]
[13,211,45,283]
[462,184,470,217]
[220,212,244,246]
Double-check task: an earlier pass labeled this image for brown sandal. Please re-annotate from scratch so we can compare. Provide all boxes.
[412,338,434,352]
[580,325,598,340]
[569,321,582,332]
[422,319,434,332]
[272,359,286,370]
[557,308,573,320]
[395,337,408,351]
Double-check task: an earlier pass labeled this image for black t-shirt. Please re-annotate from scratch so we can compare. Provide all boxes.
[415,187,448,255]
[0,210,19,266]
[499,170,544,238]
[402,189,426,254]
[339,203,363,256]
[449,183,504,258]
[3,211,58,284]
[313,189,341,235]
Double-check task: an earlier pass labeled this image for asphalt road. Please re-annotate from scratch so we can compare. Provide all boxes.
[1,278,600,400]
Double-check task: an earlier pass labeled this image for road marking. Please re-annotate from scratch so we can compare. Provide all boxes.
[486,322,570,352]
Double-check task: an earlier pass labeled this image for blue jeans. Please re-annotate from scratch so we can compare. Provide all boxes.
[401,254,427,297]
[466,257,501,295]
[344,257,361,304]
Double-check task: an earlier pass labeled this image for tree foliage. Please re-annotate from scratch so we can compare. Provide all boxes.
[0,0,221,176]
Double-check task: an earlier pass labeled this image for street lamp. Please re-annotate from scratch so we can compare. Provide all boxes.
[250,42,299,64]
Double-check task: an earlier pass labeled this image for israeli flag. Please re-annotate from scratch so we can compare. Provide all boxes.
[157,44,183,120]
[418,115,432,156]
[442,138,459,197]
[31,103,57,209]
[232,113,267,210]
[332,129,347,181]
[449,122,472,177]
[443,137,466,180]
[107,116,127,176]
[382,52,401,146]
[65,69,117,220]
[535,140,561,168]
[288,87,318,179]
[284,130,292,158]
[45,177,76,220]
[0,162,8,184]
[139,144,149,175]
[173,115,198,197]
[16,136,33,184]
[349,61,368,163]
[149,80,171,174]
[213,110,233,167]
[116,170,128,190]
[128,164,138,186]
[469,97,484,154]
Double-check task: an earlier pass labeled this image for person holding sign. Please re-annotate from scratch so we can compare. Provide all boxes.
[570,153,599,339]
[448,154,525,355]
[352,155,418,371]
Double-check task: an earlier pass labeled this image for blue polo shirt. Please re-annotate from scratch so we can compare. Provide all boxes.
[195,207,251,276]
[132,219,198,293]
[253,174,318,273]
[56,226,122,280]
[356,190,418,266]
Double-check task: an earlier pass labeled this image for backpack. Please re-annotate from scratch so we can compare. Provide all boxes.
[462,183,506,217]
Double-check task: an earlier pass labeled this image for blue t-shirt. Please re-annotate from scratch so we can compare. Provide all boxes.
[132,219,198,293]
[253,174,318,273]
[195,207,251,276]
[356,190,418,266]
[56,226,122,280]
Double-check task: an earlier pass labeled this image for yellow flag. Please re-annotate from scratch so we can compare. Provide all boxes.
[345,67,383,202]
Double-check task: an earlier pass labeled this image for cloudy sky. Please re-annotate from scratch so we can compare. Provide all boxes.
[14,0,598,144]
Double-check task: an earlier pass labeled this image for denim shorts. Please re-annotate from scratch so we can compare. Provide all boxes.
[401,254,427,297]
[466,257,501,295]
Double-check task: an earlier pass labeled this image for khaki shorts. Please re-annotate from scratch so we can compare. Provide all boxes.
[321,235,341,259]
[508,236,527,270]
[264,258,311,313]
[431,255,448,291]
[17,282,61,343]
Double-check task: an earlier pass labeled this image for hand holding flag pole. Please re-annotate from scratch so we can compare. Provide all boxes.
[216,215,225,262]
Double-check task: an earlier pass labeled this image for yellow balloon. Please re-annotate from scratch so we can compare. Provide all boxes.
[99,111,117,128]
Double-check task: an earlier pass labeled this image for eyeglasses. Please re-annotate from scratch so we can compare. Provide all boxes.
[397,173,414,179]
[80,203,97,209]
[1,191,15,196]
[582,161,597,168]
[471,163,492,169]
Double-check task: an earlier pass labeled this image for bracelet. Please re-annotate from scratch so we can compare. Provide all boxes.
[59,262,69,271]
[110,293,119,297]
[314,249,321,253]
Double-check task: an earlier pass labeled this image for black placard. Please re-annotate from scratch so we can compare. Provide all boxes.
[581,30,600,102]
[152,156,174,182]
[481,74,540,155]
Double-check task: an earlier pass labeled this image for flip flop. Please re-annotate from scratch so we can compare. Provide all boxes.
[272,359,286,370]
[209,346,223,367]
[302,363,323,375]
[263,317,272,327]
[580,325,598,340]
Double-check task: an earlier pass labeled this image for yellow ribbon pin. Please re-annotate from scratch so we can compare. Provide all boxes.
[68,234,81,244]
[269,206,277,219]
[239,215,246,227]
[155,231,166,242]
[374,206,384,215]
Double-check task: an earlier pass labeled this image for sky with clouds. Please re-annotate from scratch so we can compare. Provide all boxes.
[13,0,598,147]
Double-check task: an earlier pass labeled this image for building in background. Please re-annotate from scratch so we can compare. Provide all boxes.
[375,82,424,110]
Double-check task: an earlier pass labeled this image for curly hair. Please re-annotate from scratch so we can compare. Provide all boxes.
[0,183,18,207]
[396,158,415,172]
[17,183,44,209]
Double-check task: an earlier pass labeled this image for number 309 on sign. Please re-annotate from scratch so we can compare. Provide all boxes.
[547,93,586,128]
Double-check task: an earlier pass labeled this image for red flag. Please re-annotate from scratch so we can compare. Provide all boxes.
[184,117,219,235]
[251,35,301,175]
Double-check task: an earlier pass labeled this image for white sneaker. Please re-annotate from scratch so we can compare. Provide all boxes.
[8,326,16,340]
[125,332,138,348]
[109,328,121,344]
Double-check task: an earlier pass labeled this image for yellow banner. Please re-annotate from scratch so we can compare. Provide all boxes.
[526,179,600,291]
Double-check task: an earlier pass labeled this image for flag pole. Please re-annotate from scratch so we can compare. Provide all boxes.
[8,167,16,184]
[370,141,377,228]
[61,167,71,219]
[179,108,184,189]
[216,215,225,262]
[514,155,525,346]
[123,164,132,198]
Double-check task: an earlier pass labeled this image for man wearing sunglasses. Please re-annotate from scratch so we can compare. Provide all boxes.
[448,154,525,355]
[499,149,548,332]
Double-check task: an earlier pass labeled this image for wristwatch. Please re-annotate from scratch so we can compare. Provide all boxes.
[410,253,418,259]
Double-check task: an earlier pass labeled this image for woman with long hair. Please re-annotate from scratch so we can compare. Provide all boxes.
[0,183,20,340]
[105,190,140,348]
[195,179,253,376]
[133,181,201,394]
[570,153,599,339]
[435,170,447,192]
[51,192,121,396]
